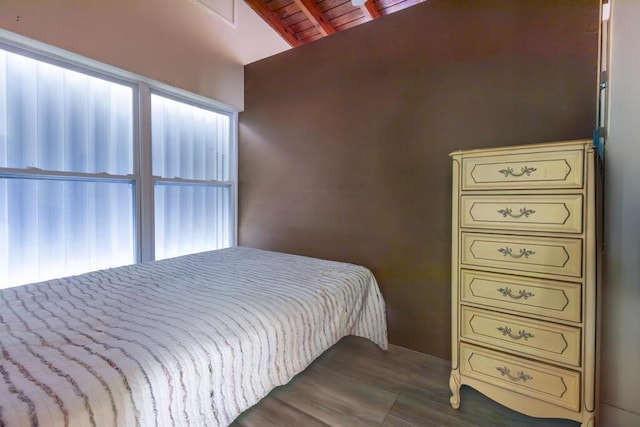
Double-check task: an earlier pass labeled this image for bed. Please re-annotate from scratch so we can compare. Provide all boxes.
[0,246,387,427]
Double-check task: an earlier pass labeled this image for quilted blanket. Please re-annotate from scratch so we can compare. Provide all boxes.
[0,246,387,426]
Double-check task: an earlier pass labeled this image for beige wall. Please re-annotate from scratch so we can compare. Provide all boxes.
[0,0,290,110]
[600,0,640,424]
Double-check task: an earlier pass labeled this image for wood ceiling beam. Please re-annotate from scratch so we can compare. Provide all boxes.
[244,0,303,47]
[361,0,381,21]
[293,0,337,36]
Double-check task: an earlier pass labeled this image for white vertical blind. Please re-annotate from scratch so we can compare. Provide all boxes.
[0,48,135,288]
[154,184,230,260]
[0,50,133,174]
[151,94,230,181]
[0,178,135,288]
[151,93,232,260]
[0,43,237,288]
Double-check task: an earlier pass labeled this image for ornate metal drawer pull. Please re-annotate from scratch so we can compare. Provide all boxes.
[498,247,536,258]
[497,207,536,218]
[497,326,535,341]
[496,366,533,382]
[498,166,537,177]
[497,287,535,300]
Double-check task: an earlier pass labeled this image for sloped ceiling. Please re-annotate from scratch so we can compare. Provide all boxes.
[245,0,426,46]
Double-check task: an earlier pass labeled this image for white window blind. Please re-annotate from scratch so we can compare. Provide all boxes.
[154,184,231,260]
[152,94,229,181]
[0,179,134,287]
[0,39,237,289]
[0,51,133,173]
[0,48,135,288]
[151,94,232,260]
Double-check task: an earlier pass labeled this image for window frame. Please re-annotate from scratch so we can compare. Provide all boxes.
[145,89,237,261]
[0,30,238,282]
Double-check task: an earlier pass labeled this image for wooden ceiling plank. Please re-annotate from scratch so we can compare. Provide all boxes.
[304,32,325,42]
[267,0,295,12]
[244,0,303,47]
[317,0,352,13]
[274,2,300,19]
[296,25,323,40]
[290,17,318,33]
[293,0,337,36]
[335,15,368,31]
[361,0,381,21]
[323,2,359,20]
[380,0,424,16]
[375,0,406,9]
[283,11,310,27]
[330,9,364,28]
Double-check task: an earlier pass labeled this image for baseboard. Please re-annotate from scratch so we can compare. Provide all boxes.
[600,403,640,427]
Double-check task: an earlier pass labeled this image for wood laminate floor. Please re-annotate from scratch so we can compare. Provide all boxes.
[231,336,578,427]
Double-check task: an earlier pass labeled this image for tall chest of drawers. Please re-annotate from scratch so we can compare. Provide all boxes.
[449,141,599,426]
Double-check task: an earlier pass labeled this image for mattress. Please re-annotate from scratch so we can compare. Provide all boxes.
[0,246,387,426]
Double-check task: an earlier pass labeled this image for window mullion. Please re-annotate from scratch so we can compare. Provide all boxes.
[138,83,154,263]
[230,112,238,247]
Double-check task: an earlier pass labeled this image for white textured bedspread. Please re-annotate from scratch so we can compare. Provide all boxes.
[0,246,387,426]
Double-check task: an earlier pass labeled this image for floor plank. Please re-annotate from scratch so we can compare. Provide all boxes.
[270,363,399,426]
[231,336,579,426]
[232,396,331,427]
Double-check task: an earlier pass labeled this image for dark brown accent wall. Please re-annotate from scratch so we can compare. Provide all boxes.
[239,0,599,358]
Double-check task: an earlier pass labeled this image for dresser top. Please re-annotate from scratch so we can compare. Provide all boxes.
[450,139,593,158]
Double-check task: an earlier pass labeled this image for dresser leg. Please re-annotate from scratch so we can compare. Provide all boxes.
[581,412,595,427]
[449,369,461,409]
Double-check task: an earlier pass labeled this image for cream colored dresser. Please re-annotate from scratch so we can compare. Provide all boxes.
[449,140,599,426]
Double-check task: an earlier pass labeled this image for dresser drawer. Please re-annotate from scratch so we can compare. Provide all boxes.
[461,306,581,366]
[460,343,581,411]
[461,149,584,191]
[461,233,583,279]
[460,270,581,322]
[460,195,583,234]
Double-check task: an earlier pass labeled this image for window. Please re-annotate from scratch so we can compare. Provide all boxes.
[151,94,232,260]
[0,49,136,287]
[0,42,236,289]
